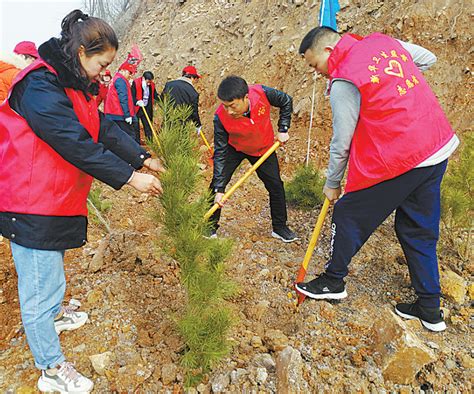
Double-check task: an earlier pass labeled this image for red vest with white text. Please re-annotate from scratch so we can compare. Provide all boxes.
[215,84,274,156]
[133,77,156,113]
[0,59,100,216]
[104,72,135,117]
[328,33,454,192]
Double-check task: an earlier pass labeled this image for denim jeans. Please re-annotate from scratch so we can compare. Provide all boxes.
[10,242,66,369]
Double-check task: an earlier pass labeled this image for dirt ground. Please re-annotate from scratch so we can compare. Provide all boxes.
[1,0,472,392]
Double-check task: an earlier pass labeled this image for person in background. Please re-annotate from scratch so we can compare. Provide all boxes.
[0,10,163,393]
[132,70,159,142]
[104,55,139,142]
[162,65,202,128]
[95,68,112,107]
[0,41,38,102]
[295,27,458,333]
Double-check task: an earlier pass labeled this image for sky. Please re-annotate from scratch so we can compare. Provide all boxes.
[0,0,83,53]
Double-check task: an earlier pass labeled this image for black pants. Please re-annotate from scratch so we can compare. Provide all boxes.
[114,120,138,143]
[136,107,153,141]
[209,145,287,230]
[325,160,447,308]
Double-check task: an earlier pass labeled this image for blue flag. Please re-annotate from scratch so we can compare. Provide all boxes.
[319,0,340,30]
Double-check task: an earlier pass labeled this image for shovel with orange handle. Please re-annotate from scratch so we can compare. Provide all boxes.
[294,197,331,306]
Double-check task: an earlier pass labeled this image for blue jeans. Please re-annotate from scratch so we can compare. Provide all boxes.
[325,160,448,308]
[10,242,66,369]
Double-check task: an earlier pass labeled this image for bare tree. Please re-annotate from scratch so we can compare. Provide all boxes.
[83,0,137,30]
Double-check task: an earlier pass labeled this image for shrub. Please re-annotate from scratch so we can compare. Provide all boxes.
[285,164,325,210]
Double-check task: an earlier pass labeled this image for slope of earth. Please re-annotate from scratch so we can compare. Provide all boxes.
[1,0,472,392]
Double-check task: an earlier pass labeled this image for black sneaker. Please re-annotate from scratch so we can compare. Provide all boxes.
[395,301,446,332]
[295,273,347,300]
[271,226,298,243]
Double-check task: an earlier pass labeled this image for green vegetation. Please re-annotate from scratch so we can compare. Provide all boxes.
[148,97,236,386]
[285,164,325,210]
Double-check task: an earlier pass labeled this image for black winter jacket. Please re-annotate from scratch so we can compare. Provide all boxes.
[0,38,150,250]
[161,77,201,127]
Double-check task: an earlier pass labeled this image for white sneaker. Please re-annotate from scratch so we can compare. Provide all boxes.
[37,362,94,393]
[54,303,88,335]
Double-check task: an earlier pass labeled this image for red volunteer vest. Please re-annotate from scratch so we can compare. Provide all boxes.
[133,77,156,113]
[95,82,109,106]
[328,33,454,192]
[104,72,135,117]
[215,84,274,156]
[0,59,100,216]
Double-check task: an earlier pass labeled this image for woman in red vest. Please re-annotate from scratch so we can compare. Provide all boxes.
[132,71,159,142]
[295,27,458,332]
[0,10,163,393]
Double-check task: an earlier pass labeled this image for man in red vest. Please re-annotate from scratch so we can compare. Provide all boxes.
[295,27,459,332]
[210,75,297,243]
[132,71,159,142]
[104,62,137,142]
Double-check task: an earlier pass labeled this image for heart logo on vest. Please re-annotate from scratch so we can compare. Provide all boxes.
[384,60,404,78]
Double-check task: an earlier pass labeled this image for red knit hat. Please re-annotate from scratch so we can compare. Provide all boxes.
[14,41,39,58]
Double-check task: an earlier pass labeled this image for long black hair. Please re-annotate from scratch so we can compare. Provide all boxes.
[59,10,118,83]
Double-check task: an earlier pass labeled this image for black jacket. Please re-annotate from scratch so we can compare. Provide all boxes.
[0,38,150,250]
[162,77,201,127]
[212,85,293,192]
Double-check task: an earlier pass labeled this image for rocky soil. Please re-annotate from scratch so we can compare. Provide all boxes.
[1,0,472,392]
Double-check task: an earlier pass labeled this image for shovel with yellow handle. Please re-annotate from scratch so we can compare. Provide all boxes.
[204,141,281,220]
[294,197,331,306]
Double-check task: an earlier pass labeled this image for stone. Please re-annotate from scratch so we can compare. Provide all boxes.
[458,353,474,370]
[230,368,247,385]
[255,367,268,385]
[468,282,474,301]
[210,372,230,392]
[264,329,289,351]
[73,343,86,353]
[252,353,276,372]
[441,269,467,304]
[161,363,178,386]
[88,237,109,272]
[276,346,309,393]
[89,351,114,376]
[371,308,435,384]
[196,383,209,393]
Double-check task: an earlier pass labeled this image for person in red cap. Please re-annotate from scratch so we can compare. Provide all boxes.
[161,65,202,128]
[95,69,112,107]
[0,41,38,102]
[13,41,39,64]
[104,58,139,142]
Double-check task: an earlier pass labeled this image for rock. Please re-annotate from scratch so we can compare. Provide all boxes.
[230,368,247,385]
[85,289,104,307]
[441,269,467,304]
[426,341,439,350]
[275,346,309,393]
[210,372,230,392]
[468,282,474,301]
[161,363,178,386]
[89,351,114,376]
[458,353,474,370]
[115,364,152,391]
[196,383,209,393]
[73,343,86,353]
[371,308,435,384]
[252,353,276,372]
[255,367,268,385]
[88,237,109,272]
[16,387,36,394]
[264,329,289,351]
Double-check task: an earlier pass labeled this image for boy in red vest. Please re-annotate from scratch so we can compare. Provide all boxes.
[295,27,459,332]
[210,75,297,243]
[132,71,159,142]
